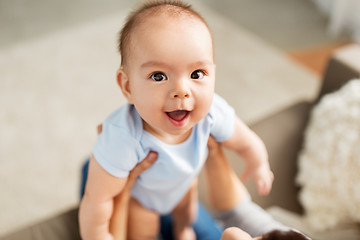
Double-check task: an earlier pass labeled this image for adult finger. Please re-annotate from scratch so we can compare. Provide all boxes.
[126,151,158,187]
[97,124,103,135]
[207,135,219,148]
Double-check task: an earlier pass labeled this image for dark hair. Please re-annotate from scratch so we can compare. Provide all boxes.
[262,230,310,240]
[118,0,210,67]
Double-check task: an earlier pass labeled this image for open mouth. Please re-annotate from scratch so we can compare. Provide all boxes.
[166,110,190,122]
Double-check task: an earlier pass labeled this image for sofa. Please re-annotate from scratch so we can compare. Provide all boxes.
[248,44,360,240]
[2,44,359,240]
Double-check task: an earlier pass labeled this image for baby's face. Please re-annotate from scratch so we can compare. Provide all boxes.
[120,14,215,143]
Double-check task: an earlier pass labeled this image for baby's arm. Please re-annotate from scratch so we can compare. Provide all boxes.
[79,154,127,240]
[222,116,273,195]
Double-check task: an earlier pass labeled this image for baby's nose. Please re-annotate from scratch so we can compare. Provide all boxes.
[171,80,191,99]
[172,91,190,98]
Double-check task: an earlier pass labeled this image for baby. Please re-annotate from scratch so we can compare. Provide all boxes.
[79,1,273,239]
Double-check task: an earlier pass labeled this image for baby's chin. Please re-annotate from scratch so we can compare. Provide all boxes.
[261,230,311,240]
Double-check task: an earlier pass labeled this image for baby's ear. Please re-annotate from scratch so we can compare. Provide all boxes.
[117,69,132,103]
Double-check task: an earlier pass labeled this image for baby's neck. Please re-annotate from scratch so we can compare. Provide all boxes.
[157,131,192,145]
[142,120,192,145]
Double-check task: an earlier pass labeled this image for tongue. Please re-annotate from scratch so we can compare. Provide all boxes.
[167,110,188,121]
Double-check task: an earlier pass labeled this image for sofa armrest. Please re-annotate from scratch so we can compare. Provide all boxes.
[318,44,360,100]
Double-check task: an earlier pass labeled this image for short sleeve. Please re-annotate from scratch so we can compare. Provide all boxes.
[209,93,235,142]
[92,122,139,178]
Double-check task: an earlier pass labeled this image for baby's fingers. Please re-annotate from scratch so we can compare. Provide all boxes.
[256,179,270,196]
[255,170,274,195]
[240,167,251,183]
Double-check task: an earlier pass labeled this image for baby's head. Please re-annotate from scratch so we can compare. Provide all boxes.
[118,0,213,67]
[116,0,216,143]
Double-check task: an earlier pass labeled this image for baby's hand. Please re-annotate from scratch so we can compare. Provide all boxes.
[241,164,274,196]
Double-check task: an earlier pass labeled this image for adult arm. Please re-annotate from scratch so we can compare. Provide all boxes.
[110,151,158,240]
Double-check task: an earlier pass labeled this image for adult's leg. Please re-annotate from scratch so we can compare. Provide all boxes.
[80,159,90,199]
[204,137,289,237]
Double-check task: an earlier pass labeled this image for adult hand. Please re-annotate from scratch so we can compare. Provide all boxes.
[110,151,158,240]
[97,124,158,240]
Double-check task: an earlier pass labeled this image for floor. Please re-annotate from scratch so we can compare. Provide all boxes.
[288,41,352,75]
[0,0,350,50]
[204,0,351,75]
[0,0,351,75]
[0,0,351,237]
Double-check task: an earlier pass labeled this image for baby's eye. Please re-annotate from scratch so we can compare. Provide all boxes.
[150,72,167,81]
[190,70,205,79]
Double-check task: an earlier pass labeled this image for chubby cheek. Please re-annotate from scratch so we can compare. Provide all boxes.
[137,105,158,126]
[133,95,161,115]
[194,94,213,121]
[131,89,165,121]
[130,82,162,106]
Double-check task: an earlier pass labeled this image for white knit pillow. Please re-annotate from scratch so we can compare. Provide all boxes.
[296,79,360,231]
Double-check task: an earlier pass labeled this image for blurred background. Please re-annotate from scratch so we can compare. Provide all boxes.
[0,0,356,237]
